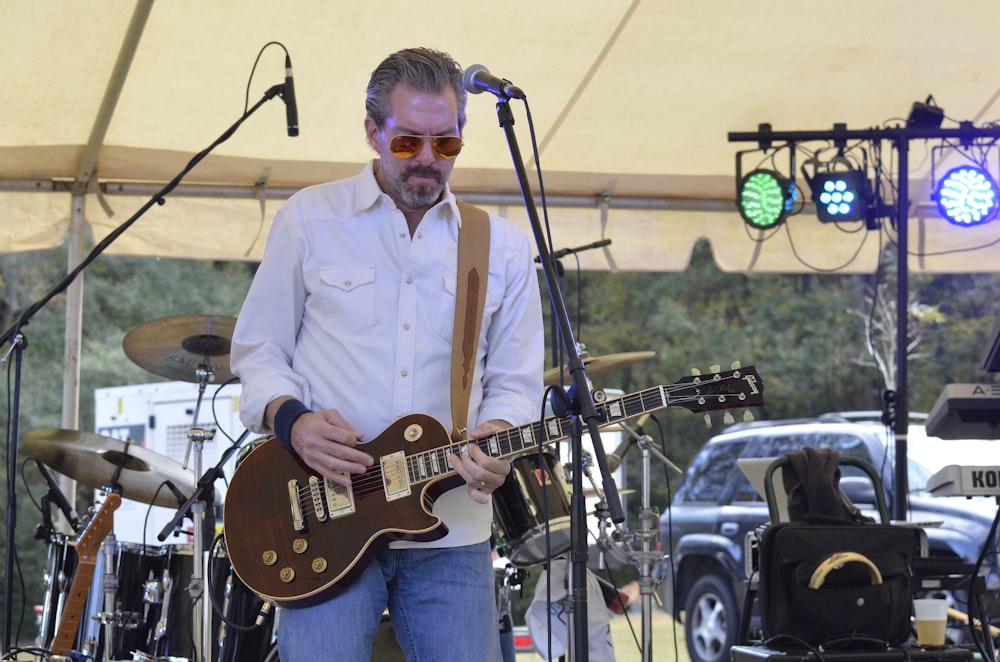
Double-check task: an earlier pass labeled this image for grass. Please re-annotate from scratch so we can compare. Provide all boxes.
[516,607,692,662]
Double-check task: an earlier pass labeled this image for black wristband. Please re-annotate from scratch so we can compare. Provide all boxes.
[274,398,312,451]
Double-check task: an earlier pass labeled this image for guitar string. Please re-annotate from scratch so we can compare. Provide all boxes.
[288,373,753,515]
[288,374,754,515]
[287,372,753,520]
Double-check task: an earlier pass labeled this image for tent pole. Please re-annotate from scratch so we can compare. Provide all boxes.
[73,0,154,187]
[57,193,87,532]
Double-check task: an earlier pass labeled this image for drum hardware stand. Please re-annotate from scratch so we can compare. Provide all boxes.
[34,531,69,650]
[159,417,250,662]
[594,420,682,662]
[497,563,526,657]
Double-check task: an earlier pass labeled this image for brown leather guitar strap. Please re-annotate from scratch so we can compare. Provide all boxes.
[451,200,491,441]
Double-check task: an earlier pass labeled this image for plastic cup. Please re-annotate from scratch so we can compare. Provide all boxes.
[913,598,949,646]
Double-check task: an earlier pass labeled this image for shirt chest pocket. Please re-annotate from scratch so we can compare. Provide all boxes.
[428,272,458,341]
[314,266,377,335]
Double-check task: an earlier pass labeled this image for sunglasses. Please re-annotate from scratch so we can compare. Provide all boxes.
[389,134,464,159]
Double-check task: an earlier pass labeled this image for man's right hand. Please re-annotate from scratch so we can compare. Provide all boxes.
[266,398,373,485]
[290,409,373,485]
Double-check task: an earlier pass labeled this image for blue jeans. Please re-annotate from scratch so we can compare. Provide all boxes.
[276,541,502,662]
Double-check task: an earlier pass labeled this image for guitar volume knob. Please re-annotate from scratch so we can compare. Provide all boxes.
[312,557,328,573]
[262,550,277,566]
[293,538,308,554]
[279,567,295,583]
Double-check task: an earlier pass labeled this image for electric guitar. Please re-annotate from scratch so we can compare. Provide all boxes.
[224,365,763,606]
[50,492,120,656]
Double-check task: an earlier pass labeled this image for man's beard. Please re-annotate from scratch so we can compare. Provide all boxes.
[388,164,445,208]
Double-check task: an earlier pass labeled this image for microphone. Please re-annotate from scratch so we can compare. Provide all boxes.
[535,238,613,263]
[283,54,299,137]
[35,459,82,533]
[605,436,634,474]
[462,64,525,100]
[606,414,652,472]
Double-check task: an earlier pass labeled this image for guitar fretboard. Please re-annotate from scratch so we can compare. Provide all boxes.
[403,373,749,487]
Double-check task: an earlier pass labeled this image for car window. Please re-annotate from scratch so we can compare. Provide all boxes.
[725,430,880,507]
[674,438,744,503]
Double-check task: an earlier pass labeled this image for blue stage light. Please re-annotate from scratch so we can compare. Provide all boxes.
[934,166,1000,227]
[811,171,866,222]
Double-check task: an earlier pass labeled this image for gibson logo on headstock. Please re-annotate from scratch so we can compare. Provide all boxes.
[742,373,760,395]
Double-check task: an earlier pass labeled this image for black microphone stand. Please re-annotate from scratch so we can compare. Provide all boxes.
[0,83,288,655]
[489,96,624,661]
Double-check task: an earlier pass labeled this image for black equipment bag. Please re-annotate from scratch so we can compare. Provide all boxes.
[755,450,924,647]
[757,522,920,647]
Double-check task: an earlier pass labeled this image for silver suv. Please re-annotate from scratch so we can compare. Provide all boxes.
[657,412,1000,662]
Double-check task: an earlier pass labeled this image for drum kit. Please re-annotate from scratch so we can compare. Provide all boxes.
[492,347,655,568]
[25,314,274,662]
[23,310,655,662]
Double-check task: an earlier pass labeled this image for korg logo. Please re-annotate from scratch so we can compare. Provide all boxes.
[971,469,1000,490]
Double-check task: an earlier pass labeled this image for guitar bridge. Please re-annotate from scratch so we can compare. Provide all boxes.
[381,451,411,501]
[288,479,305,531]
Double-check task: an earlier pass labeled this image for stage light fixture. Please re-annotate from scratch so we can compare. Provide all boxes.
[934,165,1000,227]
[737,169,793,229]
[811,170,867,222]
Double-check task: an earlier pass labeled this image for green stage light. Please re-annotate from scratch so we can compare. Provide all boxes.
[811,171,866,222]
[737,169,793,229]
[934,166,1000,227]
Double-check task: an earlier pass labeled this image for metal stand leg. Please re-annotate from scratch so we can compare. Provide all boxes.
[594,421,684,662]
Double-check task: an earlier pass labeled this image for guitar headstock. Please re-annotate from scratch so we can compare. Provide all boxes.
[75,493,121,560]
[670,362,764,416]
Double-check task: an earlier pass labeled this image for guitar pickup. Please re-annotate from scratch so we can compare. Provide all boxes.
[381,451,411,501]
[323,473,356,518]
[308,476,327,522]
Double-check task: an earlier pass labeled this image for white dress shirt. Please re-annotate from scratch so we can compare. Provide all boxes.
[230,160,545,547]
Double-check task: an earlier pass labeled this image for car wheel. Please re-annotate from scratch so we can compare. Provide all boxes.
[684,574,739,662]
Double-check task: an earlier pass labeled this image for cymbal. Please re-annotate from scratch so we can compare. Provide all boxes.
[123,314,237,384]
[24,428,197,508]
[543,351,656,386]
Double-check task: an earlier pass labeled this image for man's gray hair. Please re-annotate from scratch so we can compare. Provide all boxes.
[366,47,467,131]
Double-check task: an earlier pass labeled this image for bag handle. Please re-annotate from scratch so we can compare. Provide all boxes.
[808,551,883,589]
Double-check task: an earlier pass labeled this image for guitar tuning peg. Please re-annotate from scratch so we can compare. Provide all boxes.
[723,412,735,425]
[704,413,712,428]
[730,360,742,370]
[690,368,701,376]
[709,364,721,373]
[743,409,755,422]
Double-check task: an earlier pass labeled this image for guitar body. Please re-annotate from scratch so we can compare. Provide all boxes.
[225,414,461,607]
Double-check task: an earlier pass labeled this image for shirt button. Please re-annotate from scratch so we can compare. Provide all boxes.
[403,323,410,330]
[344,280,352,287]
[405,276,413,284]
[400,370,408,377]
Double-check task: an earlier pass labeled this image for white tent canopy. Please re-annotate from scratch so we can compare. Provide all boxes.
[3,0,1000,273]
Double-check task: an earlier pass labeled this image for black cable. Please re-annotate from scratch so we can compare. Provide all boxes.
[207,532,261,632]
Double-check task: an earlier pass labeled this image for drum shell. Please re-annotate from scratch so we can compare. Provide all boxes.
[492,452,572,566]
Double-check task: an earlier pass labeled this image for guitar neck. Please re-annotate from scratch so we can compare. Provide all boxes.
[402,368,760,490]
[49,492,119,656]
[50,559,96,655]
